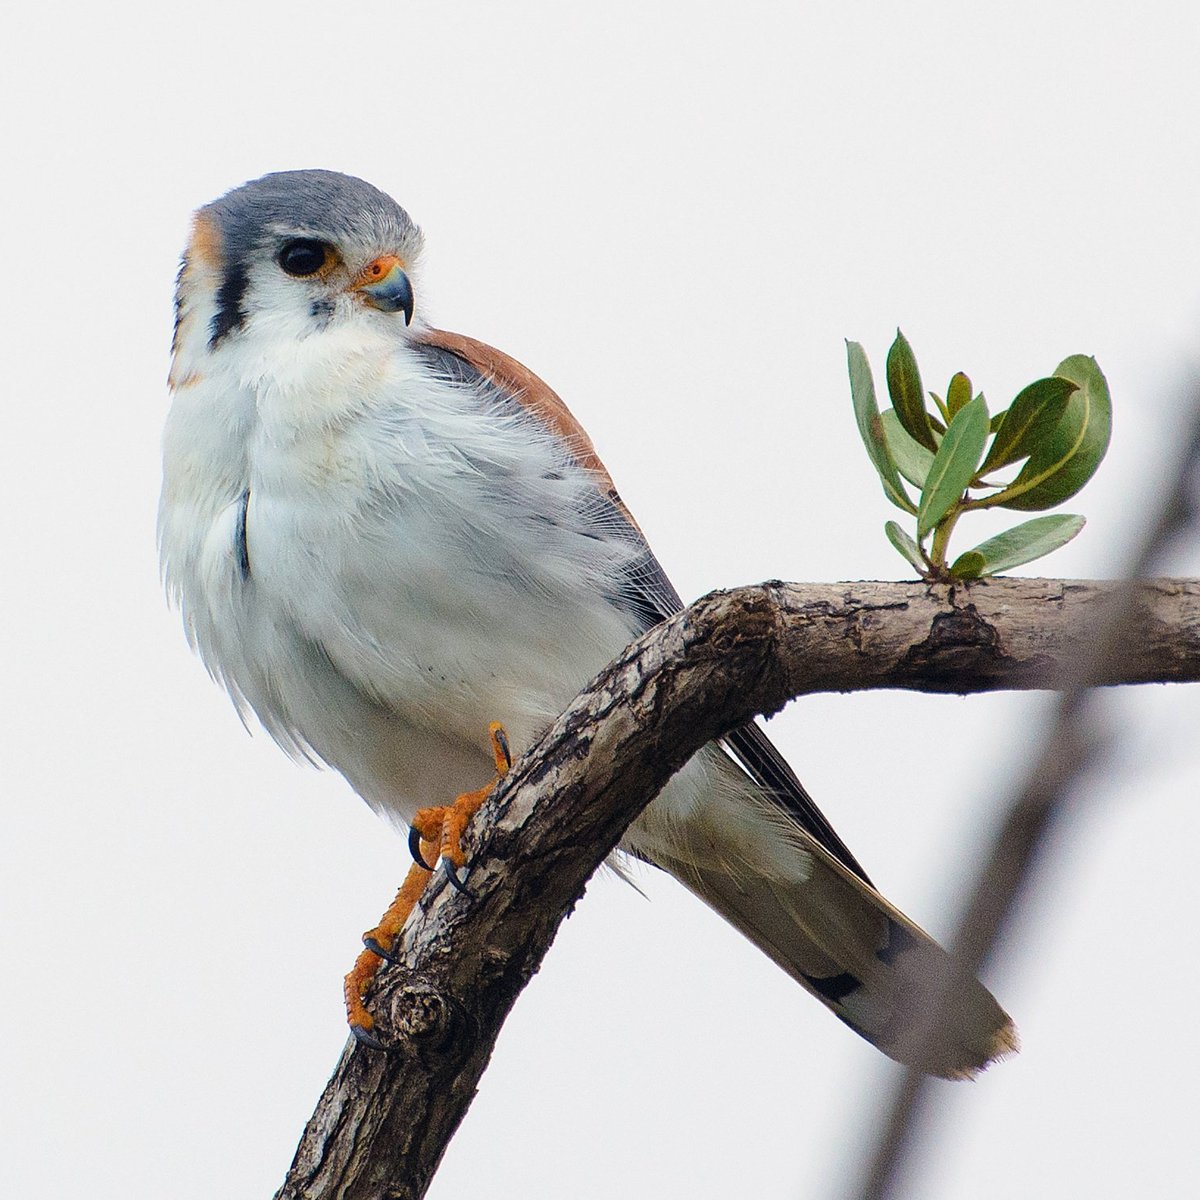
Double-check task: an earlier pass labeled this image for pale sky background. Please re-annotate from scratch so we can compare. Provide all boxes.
[4,4,1200,1198]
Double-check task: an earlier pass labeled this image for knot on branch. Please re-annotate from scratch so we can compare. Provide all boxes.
[677,584,792,720]
[378,980,462,1051]
[901,603,1010,691]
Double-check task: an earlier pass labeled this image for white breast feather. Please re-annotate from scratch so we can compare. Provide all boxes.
[160,310,811,885]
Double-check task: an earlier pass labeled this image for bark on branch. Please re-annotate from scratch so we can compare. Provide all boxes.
[274,576,1200,1200]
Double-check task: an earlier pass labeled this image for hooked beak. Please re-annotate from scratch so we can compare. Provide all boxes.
[351,255,414,325]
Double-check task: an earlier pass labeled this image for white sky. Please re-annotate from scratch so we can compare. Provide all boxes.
[4,3,1200,1197]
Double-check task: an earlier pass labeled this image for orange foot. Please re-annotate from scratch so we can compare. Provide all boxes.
[344,722,512,1044]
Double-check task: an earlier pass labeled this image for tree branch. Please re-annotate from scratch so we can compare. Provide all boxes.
[274,577,1200,1200]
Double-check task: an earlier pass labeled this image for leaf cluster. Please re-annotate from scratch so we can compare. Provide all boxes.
[848,331,1111,580]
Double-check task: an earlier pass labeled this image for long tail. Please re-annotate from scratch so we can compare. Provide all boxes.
[640,783,1017,1078]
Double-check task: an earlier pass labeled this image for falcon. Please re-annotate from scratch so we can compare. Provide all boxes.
[159,169,1015,1075]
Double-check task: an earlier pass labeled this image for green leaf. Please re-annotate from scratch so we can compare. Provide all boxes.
[929,392,949,424]
[846,340,917,514]
[917,393,990,539]
[886,330,938,451]
[946,372,973,418]
[989,409,1007,433]
[885,520,927,574]
[881,409,936,487]
[950,550,987,580]
[994,356,1112,511]
[980,376,1078,474]
[949,514,1086,578]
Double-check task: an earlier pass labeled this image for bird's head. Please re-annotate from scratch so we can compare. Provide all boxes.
[171,170,424,384]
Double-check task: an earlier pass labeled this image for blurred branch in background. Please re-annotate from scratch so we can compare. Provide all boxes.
[853,388,1200,1200]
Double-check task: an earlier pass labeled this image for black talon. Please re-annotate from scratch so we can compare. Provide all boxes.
[443,858,474,898]
[363,936,403,965]
[409,824,435,870]
[350,1022,387,1050]
[494,727,512,771]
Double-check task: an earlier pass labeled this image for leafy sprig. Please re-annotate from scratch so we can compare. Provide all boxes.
[847,331,1111,580]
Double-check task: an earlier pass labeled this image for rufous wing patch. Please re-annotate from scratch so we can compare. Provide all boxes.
[418,328,640,530]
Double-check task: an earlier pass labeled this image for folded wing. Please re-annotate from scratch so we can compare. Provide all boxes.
[413,327,1017,1075]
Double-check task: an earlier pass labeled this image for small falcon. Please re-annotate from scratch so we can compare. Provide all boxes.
[159,169,1016,1076]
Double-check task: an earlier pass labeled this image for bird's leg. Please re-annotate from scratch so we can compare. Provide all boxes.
[412,722,513,893]
[344,722,512,1042]
[345,857,432,1042]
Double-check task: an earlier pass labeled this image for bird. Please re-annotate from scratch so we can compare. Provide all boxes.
[159,169,1016,1077]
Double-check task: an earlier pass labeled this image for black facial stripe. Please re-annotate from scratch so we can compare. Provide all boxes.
[210,257,249,347]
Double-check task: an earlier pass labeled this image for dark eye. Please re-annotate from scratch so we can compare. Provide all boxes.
[278,238,331,277]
